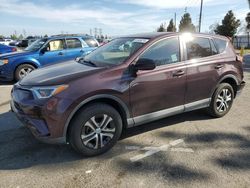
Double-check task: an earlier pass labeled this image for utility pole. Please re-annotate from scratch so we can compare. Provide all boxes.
[198,0,203,33]
[174,12,177,32]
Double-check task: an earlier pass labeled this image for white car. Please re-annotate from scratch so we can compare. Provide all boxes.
[0,38,14,46]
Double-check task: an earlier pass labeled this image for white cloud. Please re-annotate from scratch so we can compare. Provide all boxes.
[0,0,165,35]
[117,0,220,9]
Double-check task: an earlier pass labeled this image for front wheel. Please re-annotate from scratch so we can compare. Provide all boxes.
[15,64,35,81]
[69,103,123,156]
[207,83,234,118]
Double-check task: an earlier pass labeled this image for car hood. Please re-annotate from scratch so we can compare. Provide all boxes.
[0,51,35,59]
[19,60,104,86]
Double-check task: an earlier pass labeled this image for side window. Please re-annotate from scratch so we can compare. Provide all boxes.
[47,40,64,51]
[214,38,227,53]
[186,37,212,60]
[66,38,82,49]
[83,38,99,47]
[210,39,218,55]
[140,37,180,66]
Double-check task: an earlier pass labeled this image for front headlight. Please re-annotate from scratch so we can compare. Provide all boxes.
[32,85,68,99]
[0,59,8,66]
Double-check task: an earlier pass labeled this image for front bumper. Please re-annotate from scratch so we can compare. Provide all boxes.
[10,84,67,144]
[0,64,14,81]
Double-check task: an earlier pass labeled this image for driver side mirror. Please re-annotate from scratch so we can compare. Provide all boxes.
[40,46,49,54]
[134,58,156,71]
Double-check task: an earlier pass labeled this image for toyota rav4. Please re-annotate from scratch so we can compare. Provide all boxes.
[11,32,245,156]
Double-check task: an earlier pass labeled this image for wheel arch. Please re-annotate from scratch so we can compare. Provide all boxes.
[211,74,239,98]
[64,95,131,142]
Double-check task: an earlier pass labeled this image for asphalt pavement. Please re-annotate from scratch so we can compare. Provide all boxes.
[0,71,250,188]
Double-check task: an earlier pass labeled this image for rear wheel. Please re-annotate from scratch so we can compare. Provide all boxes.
[207,83,234,118]
[15,64,35,81]
[69,103,123,156]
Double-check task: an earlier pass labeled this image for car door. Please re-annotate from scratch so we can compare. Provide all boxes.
[129,37,186,124]
[182,35,221,107]
[64,38,85,61]
[39,39,67,66]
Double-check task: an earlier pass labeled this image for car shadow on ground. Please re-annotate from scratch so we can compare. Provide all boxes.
[0,110,210,170]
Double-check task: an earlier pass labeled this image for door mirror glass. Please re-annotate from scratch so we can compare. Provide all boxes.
[134,58,156,71]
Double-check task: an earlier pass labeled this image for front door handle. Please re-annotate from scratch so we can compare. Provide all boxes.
[215,64,224,69]
[80,50,84,53]
[173,70,185,77]
[58,52,64,55]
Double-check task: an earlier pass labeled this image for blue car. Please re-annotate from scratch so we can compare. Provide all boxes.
[0,44,17,55]
[0,35,99,81]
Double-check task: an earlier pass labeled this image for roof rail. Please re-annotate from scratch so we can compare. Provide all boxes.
[51,34,91,37]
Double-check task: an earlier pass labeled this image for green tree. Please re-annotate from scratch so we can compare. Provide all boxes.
[167,19,176,32]
[179,13,196,32]
[214,10,240,37]
[157,23,166,32]
[18,34,24,40]
[10,34,18,40]
[44,34,48,37]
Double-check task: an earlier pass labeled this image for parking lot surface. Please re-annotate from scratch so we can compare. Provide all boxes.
[0,71,250,188]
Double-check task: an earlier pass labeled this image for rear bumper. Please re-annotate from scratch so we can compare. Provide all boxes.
[236,81,245,96]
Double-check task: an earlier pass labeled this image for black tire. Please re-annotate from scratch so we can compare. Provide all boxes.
[15,64,35,81]
[69,103,123,156]
[207,83,234,118]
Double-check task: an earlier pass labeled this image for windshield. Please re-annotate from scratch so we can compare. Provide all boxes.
[25,38,47,51]
[83,37,149,67]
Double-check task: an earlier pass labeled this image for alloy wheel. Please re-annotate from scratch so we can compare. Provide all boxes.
[81,114,116,149]
[216,88,232,113]
[19,67,33,79]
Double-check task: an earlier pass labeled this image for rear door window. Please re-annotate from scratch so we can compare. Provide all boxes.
[66,38,82,49]
[214,38,227,53]
[186,37,213,60]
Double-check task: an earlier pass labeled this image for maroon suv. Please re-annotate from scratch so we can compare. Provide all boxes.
[11,32,245,156]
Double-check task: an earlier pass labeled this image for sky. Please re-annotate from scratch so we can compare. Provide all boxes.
[0,0,249,37]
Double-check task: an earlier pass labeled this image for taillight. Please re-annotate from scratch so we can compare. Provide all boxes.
[12,48,17,52]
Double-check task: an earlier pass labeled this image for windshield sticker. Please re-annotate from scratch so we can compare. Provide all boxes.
[132,39,149,43]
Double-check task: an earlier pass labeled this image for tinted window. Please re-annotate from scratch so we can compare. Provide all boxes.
[214,38,227,53]
[83,38,98,47]
[140,37,180,66]
[66,38,82,49]
[186,37,212,60]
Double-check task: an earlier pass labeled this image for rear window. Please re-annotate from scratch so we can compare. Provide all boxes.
[214,38,227,53]
[83,38,99,47]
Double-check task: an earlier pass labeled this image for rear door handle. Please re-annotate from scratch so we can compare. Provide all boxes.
[58,52,64,55]
[215,64,224,69]
[173,70,185,77]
